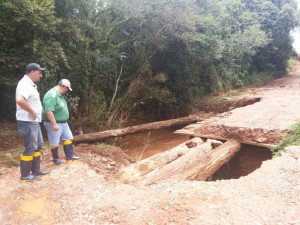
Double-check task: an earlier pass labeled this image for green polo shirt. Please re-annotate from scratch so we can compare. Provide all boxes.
[42,87,69,122]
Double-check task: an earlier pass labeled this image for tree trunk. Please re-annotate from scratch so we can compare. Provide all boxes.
[118,137,205,184]
[192,139,241,181]
[139,140,241,185]
[73,113,211,143]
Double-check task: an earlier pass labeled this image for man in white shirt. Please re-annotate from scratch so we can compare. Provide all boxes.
[16,63,50,182]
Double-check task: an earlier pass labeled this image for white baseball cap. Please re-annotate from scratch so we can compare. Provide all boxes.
[59,79,72,91]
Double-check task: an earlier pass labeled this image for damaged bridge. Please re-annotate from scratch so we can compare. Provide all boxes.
[80,64,300,184]
[119,70,300,184]
[176,71,300,148]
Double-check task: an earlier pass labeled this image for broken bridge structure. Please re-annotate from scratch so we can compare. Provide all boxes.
[119,67,300,184]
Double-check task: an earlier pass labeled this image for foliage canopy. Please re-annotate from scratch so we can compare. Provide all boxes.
[0,0,299,133]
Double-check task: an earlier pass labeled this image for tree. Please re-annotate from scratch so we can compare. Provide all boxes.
[0,0,66,120]
[0,0,298,133]
[106,0,197,121]
[243,0,299,75]
[186,0,268,94]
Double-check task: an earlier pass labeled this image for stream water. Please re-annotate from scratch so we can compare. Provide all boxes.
[118,127,189,160]
[118,127,272,180]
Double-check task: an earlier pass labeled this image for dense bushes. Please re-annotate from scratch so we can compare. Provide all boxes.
[0,0,299,132]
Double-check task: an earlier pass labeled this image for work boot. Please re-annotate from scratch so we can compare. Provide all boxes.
[51,147,62,165]
[20,155,41,182]
[32,151,51,176]
[53,158,62,165]
[67,155,81,161]
[63,141,81,161]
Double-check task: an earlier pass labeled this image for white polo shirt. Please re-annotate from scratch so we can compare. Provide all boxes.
[16,75,42,122]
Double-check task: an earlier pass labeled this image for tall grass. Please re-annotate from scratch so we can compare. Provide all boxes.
[272,122,300,156]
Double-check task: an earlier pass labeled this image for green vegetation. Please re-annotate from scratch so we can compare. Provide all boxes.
[287,58,298,71]
[0,0,299,133]
[272,122,300,156]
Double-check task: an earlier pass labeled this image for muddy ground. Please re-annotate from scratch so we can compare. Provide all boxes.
[1,60,300,224]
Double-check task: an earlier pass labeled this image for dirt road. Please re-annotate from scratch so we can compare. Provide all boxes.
[177,59,300,147]
[0,145,299,225]
[1,62,300,224]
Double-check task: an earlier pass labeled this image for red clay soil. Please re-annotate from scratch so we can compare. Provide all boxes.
[1,60,300,224]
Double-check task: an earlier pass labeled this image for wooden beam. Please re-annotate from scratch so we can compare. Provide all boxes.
[118,137,205,184]
[175,133,276,149]
[139,140,241,185]
[73,114,212,143]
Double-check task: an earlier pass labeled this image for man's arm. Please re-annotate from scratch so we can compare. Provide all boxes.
[16,95,37,120]
[46,111,59,131]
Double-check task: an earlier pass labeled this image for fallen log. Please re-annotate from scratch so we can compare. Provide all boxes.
[118,137,205,184]
[139,139,241,185]
[73,113,211,143]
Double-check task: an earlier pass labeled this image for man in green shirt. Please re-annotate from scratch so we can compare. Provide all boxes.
[42,79,80,165]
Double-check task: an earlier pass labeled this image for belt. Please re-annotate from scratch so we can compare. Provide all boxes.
[43,120,67,123]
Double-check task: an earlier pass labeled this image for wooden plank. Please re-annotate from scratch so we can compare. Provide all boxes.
[118,137,205,184]
[139,140,241,185]
[174,132,276,148]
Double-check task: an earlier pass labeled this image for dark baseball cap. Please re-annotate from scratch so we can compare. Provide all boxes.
[26,63,46,73]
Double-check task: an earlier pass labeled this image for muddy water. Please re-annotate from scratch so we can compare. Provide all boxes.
[212,144,272,180]
[119,128,272,180]
[119,127,189,160]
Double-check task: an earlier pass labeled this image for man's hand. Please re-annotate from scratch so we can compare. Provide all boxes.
[46,111,59,131]
[16,95,37,120]
[52,123,59,131]
[30,111,37,120]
